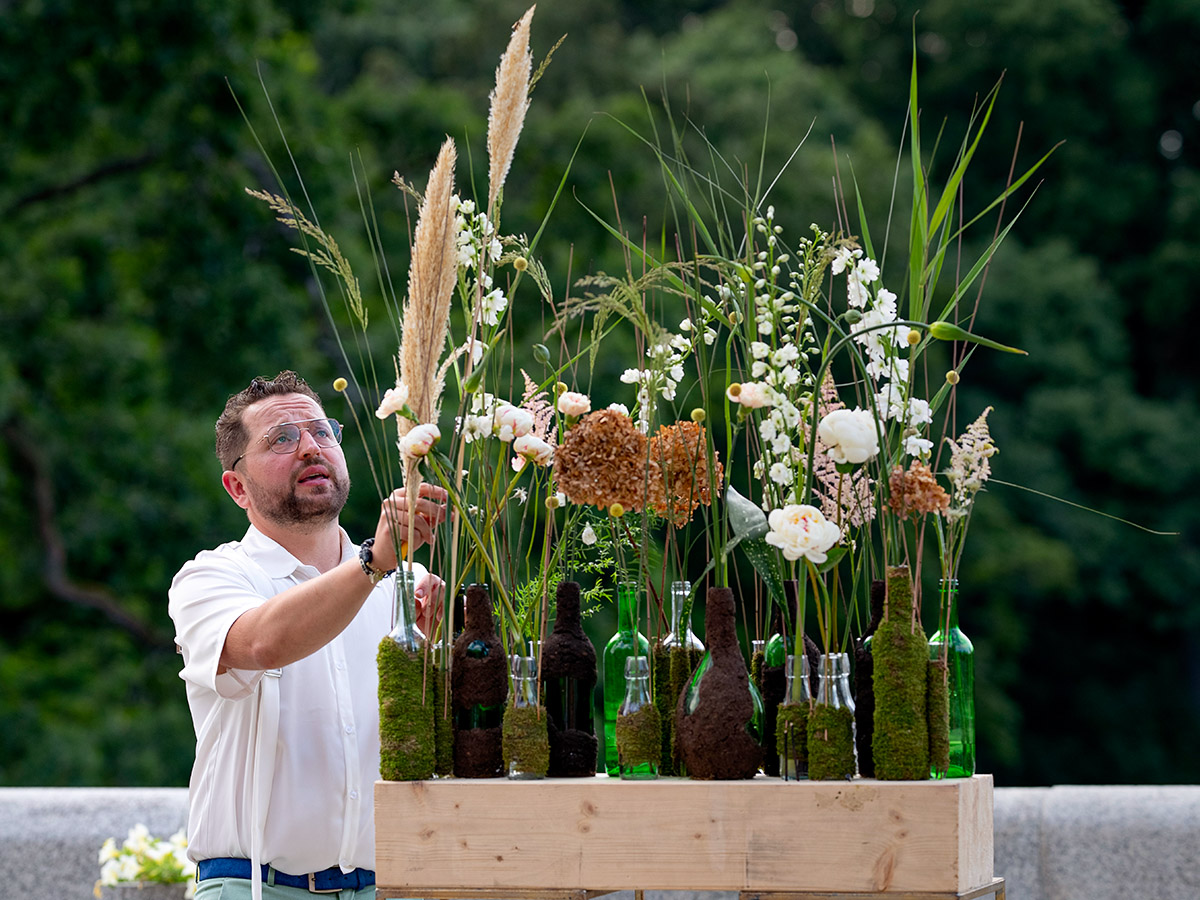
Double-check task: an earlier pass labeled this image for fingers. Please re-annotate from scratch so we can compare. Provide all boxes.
[413,575,447,636]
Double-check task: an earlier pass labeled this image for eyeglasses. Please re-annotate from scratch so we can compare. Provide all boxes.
[232,417,343,469]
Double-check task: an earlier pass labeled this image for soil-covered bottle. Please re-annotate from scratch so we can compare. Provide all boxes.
[675,587,764,779]
[541,581,598,777]
[451,583,507,778]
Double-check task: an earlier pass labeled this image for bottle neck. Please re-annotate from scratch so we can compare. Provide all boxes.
[554,582,583,633]
[669,581,690,633]
[617,584,638,632]
[464,583,494,634]
[940,579,960,629]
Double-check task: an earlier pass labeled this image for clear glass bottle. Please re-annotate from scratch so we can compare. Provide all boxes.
[602,582,649,776]
[662,580,704,653]
[778,653,811,780]
[387,569,423,652]
[617,655,658,779]
[928,578,976,777]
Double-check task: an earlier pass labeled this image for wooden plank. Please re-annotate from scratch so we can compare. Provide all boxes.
[375,775,994,894]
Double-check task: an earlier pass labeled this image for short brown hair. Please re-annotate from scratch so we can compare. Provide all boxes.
[215,370,324,471]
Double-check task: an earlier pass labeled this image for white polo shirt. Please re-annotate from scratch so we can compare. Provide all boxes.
[169,524,426,876]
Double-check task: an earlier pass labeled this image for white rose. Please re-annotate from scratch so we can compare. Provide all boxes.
[580,524,598,545]
[557,391,591,417]
[375,381,410,420]
[817,407,880,465]
[765,504,841,563]
[398,423,441,459]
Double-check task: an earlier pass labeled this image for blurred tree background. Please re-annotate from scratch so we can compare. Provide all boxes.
[1,0,1197,787]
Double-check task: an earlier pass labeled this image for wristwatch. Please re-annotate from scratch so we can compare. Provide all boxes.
[358,538,394,585]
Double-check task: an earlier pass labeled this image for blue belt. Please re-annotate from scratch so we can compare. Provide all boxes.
[197,858,375,893]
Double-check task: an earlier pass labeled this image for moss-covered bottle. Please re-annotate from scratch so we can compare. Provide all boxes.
[655,579,703,775]
[776,653,811,780]
[616,655,660,779]
[872,565,930,780]
[807,652,857,780]
[378,569,435,781]
[503,654,549,779]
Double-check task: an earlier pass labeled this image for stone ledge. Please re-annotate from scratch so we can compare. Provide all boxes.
[5,785,1200,899]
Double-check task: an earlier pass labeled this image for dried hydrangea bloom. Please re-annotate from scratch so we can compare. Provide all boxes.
[646,421,723,526]
[553,409,652,511]
[888,460,950,519]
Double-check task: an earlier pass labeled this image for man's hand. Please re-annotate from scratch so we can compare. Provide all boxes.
[372,483,449,570]
[414,572,447,637]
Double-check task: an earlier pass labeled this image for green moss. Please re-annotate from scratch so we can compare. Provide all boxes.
[775,702,809,768]
[807,703,855,780]
[927,658,950,778]
[750,649,765,694]
[653,643,674,775]
[501,704,549,777]
[616,704,662,768]
[378,637,436,781]
[871,566,929,781]
[434,665,454,777]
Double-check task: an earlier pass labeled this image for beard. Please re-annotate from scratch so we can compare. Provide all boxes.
[246,456,351,530]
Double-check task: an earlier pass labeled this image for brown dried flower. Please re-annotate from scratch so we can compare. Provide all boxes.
[646,421,723,526]
[888,460,950,519]
[554,409,652,511]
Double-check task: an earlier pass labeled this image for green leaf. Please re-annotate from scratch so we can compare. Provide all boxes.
[739,537,786,611]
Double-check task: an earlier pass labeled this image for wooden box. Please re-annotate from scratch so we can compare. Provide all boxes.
[375,774,994,895]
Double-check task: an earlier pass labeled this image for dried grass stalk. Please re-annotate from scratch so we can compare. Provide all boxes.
[487,5,535,214]
[400,137,458,438]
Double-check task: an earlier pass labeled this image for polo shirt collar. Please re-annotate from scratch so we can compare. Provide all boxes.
[241,524,357,579]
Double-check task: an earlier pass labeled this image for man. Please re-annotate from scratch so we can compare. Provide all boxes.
[169,371,447,900]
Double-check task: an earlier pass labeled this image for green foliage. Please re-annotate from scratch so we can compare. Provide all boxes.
[1,0,1197,787]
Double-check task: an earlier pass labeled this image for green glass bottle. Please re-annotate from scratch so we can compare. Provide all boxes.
[928,578,975,777]
[602,582,649,776]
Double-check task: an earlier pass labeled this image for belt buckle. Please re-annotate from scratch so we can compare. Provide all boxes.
[307,872,340,894]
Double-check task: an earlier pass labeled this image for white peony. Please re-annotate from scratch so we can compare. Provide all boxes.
[398,423,441,459]
[513,433,554,466]
[765,504,842,563]
[817,408,880,465]
[492,404,535,442]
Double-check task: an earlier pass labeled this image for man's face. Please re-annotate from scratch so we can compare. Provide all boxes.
[229,393,351,529]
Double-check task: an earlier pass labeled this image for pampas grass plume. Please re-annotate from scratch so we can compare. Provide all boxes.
[400,137,458,440]
[487,5,534,214]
